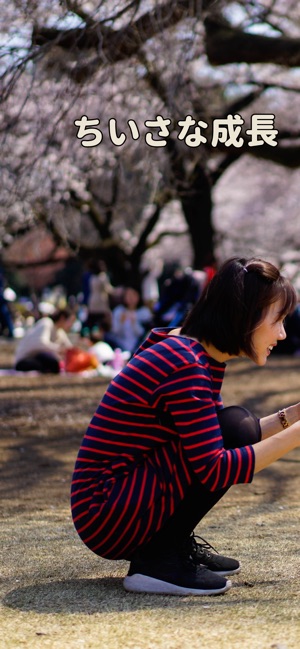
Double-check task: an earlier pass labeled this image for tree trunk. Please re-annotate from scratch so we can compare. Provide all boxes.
[166,139,214,268]
[180,162,214,268]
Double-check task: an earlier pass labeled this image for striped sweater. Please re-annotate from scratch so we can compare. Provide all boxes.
[71,328,255,559]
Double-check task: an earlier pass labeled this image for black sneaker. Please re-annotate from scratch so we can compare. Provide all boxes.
[187,534,240,576]
[123,550,231,596]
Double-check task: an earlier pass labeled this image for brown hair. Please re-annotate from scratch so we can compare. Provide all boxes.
[181,257,297,360]
[51,307,74,323]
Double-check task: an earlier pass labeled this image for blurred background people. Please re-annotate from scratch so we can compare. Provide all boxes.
[81,260,113,339]
[153,264,203,328]
[14,307,76,373]
[0,266,15,338]
[108,287,152,355]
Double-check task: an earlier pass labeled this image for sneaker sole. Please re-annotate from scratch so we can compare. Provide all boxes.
[209,566,241,577]
[123,574,232,596]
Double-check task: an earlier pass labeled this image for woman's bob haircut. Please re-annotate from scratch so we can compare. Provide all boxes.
[181,257,297,361]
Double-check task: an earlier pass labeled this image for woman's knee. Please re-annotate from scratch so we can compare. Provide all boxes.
[218,406,261,448]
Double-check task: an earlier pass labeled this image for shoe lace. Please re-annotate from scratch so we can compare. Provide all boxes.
[191,533,219,559]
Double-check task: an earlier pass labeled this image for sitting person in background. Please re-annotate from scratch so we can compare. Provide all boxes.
[108,287,152,354]
[14,307,76,374]
[153,264,201,328]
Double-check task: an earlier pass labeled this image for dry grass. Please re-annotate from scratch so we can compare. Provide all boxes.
[1,339,300,648]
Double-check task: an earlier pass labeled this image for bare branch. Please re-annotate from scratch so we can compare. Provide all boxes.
[130,201,164,266]
[146,228,188,250]
[31,0,219,84]
[64,1,98,26]
[205,15,300,66]
[211,139,300,188]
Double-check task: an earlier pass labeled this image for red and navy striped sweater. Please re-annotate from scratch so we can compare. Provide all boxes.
[71,328,255,559]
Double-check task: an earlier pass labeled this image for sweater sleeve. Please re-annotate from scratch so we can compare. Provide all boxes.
[152,362,255,492]
[55,328,73,350]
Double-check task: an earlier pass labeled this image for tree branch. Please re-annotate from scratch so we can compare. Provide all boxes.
[130,201,164,267]
[146,228,188,250]
[211,139,300,188]
[64,1,98,27]
[205,16,300,66]
[31,1,220,76]
[250,143,300,168]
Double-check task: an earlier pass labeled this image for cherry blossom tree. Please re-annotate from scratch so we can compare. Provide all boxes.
[1,0,300,284]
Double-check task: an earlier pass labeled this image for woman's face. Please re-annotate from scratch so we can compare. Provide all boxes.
[124,288,139,309]
[250,300,287,366]
[59,314,76,332]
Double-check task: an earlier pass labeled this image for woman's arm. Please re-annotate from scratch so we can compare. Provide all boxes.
[253,420,300,473]
[260,402,300,440]
[111,306,125,335]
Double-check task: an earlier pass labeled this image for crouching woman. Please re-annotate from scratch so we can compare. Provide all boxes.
[71,257,300,596]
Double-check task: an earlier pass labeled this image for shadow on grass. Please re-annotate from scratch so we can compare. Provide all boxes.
[3,577,287,615]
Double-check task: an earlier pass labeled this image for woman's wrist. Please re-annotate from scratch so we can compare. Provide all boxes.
[277,409,289,429]
[285,403,300,427]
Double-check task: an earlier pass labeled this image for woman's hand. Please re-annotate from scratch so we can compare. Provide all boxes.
[285,402,300,426]
[260,402,300,440]
[253,419,300,474]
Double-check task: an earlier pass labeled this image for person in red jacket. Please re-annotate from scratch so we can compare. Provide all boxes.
[71,257,300,596]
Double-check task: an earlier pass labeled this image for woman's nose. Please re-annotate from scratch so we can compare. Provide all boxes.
[278,322,287,340]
